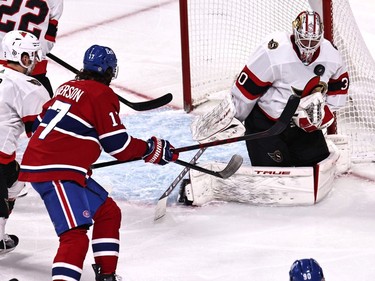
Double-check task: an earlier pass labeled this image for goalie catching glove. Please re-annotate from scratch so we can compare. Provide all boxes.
[292,91,334,132]
[143,136,179,165]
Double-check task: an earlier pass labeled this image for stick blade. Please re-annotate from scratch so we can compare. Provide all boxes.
[128,93,173,111]
[219,154,243,179]
[154,197,168,221]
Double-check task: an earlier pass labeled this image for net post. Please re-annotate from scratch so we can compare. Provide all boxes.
[179,0,193,113]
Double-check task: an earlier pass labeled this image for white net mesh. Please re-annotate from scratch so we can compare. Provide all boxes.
[184,0,375,162]
[330,0,375,162]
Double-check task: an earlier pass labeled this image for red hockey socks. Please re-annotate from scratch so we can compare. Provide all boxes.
[52,227,89,280]
[92,197,122,275]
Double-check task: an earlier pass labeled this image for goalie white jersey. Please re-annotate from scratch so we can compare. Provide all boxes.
[0,65,50,163]
[231,31,349,121]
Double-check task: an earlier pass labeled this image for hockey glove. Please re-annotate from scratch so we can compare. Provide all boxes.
[143,136,179,165]
[292,92,334,132]
[293,100,335,132]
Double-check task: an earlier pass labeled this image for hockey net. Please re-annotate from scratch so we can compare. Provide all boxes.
[180,0,375,162]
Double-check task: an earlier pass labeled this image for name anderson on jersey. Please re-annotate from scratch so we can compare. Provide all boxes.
[55,85,84,102]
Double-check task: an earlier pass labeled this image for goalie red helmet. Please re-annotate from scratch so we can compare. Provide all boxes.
[83,44,118,79]
[293,10,324,65]
[289,258,325,281]
[2,30,42,74]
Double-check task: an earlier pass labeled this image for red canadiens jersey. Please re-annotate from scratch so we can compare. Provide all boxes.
[231,31,350,121]
[0,0,63,74]
[19,80,148,186]
[0,65,50,164]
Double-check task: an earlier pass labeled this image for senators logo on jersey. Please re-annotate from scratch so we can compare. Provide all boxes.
[268,39,279,49]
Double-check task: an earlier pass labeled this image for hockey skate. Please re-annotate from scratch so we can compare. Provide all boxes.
[177,174,216,206]
[0,234,19,255]
[92,264,122,281]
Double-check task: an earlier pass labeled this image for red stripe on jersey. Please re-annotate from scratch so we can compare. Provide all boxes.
[45,19,58,42]
[32,60,48,75]
[0,151,15,164]
[54,181,76,229]
[21,114,38,124]
[235,65,272,100]
[327,72,350,96]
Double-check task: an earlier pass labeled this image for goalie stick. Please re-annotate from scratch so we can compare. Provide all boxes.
[46,53,173,111]
[92,95,299,168]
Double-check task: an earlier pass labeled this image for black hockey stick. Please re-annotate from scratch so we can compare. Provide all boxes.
[93,94,300,169]
[46,53,173,111]
[92,153,242,178]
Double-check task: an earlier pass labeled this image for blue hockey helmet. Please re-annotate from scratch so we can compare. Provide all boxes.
[83,45,118,79]
[289,258,325,281]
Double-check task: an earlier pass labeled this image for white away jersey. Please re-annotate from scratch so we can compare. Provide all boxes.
[0,0,63,58]
[0,65,50,163]
[0,0,63,75]
[231,31,349,121]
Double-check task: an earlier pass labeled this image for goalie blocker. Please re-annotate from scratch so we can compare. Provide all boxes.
[179,136,349,206]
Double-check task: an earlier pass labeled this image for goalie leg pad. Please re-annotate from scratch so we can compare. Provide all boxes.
[188,156,338,206]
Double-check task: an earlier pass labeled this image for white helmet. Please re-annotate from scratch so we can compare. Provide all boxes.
[2,30,42,74]
[293,11,324,65]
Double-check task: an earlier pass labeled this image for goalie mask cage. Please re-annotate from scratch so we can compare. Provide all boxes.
[180,0,375,163]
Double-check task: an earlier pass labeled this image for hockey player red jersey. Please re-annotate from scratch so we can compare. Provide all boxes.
[19,79,148,186]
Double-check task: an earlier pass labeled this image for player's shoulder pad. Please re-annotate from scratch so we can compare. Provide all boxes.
[27,79,42,86]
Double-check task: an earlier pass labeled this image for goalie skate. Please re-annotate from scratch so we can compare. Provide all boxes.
[177,179,193,205]
[0,234,19,255]
[177,176,215,206]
